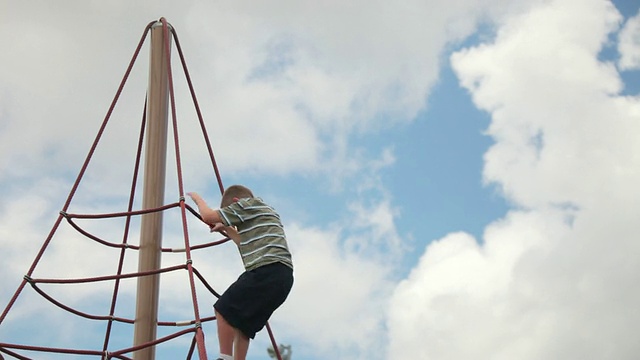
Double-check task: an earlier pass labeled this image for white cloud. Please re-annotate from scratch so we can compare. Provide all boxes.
[388,0,640,359]
[272,220,396,360]
[452,0,625,209]
[618,10,640,70]
[0,0,537,183]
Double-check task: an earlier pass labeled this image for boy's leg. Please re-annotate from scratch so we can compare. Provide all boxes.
[233,328,250,360]
[216,309,235,357]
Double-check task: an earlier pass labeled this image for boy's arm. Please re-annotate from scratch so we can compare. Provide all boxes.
[187,192,223,226]
[209,223,241,245]
[223,226,241,245]
[187,192,241,246]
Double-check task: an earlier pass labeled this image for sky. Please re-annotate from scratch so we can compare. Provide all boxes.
[0,0,639,359]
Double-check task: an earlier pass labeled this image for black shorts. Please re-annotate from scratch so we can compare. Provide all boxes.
[214,262,293,339]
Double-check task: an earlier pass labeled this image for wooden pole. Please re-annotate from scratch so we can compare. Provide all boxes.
[133,20,171,359]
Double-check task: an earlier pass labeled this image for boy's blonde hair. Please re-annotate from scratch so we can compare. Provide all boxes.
[220,184,254,207]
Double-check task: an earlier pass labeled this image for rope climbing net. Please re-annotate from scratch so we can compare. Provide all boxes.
[0,18,284,360]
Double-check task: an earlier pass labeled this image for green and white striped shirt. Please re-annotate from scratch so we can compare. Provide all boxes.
[218,197,293,271]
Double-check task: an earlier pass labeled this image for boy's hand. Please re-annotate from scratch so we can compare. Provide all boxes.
[187,192,205,214]
[187,192,200,202]
[209,222,225,233]
[186,191,224,228]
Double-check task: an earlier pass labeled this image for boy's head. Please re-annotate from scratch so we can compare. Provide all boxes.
[220,184,254,207]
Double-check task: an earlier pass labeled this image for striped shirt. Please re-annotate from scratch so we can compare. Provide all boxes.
[218,197,293,271]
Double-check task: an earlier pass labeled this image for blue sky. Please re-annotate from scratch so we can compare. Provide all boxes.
[1,1,640,359]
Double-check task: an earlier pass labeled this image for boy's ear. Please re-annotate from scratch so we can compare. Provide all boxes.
[232,197,240,203]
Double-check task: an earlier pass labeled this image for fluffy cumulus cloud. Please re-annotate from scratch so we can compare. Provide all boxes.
[0,0,535,182]
[389,0,640,359]
[272,218,398,359]
[618,9,640,70]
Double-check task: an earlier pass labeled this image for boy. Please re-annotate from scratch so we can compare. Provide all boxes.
[187,185,293,360]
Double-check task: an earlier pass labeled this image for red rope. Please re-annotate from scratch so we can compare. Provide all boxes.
[22,265,219,328]
[160,17,208,360]
[0,347,31,360]
[63,206,232,252]
[191,267,223,298]
[171,26,225,195]
[186,336,197,360]
[63,202,181,219]
[108,327,195,358]
[0,327,196,359]
[28,282,136,324]
[0,342,107,356]
[31,263,187,285]
[266,323,284,360]
[103,98,145,360]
